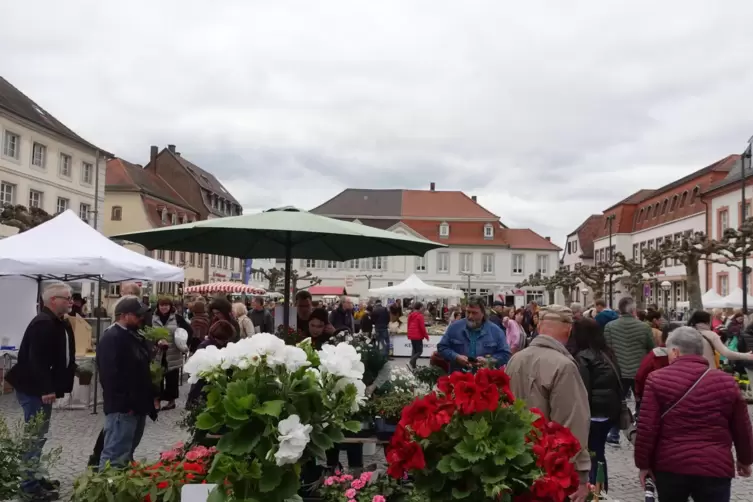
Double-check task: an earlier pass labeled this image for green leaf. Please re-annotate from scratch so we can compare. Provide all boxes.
[342,420,362,433]
[455,439,485,462]
[253,400,285,418]
[450,457,471,472]
[512,452,534,467]
[464,417,490,439]
[276,469,301,499]
[217,423,260,455]
[248,459,263,479]
[452,487,473,499]
[326,427,345,443]
[223,399,250,421]
[436,456,453,474]
[259,464,283,493]
[195,411,220,430]
[207,486,227,502]
[310,431,334,451]
[480,471,508,484]
[285,496,304,502]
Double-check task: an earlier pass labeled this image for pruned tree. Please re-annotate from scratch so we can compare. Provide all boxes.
[0,204,52,232]
[711,218,753,272]
[252,267,322,294]
[653,231,720,311]
[550,267,581,307]
[612,251,664,309]
[576,262,620,301]
[516,272,557,304]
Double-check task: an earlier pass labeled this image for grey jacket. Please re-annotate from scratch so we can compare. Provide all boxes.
[153,313,184,372]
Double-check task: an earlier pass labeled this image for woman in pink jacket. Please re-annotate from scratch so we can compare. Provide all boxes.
[502,308,525,354]
[407,302,429,369]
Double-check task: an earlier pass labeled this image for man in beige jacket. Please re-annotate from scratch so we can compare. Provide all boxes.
[506,304,591,502]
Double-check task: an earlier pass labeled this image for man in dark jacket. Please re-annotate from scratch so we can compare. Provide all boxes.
[371,300,391,356]
[97,297,156,471]
[249,295,274,333]
[6,282,76,501]
[329,296,355,334]
[488,301,505,328]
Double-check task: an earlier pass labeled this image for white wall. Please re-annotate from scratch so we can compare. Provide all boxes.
[561,234,583,268]
[709,188,749,294]
[0,113,104,231]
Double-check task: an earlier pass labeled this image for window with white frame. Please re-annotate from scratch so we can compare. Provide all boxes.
[372,257,384,270]
[28,189,42,209]
[157,249,165,261]
[304,259,316,268]
[673,233,682,265]
[573,241,578,253]
[439,222,450,237]
[81,162,93,184]
[179,251,186,265]
[327,260,338,269]
[720,275,729,296]
[59,154,72,177]
[484,224,493,238]
[56,197,69,213]
[536,255,549,275]
[230,257,235,270]
[189,252,196,266]
[460,252,472,273]
[171,213,177,225]
[79,203,91,223]
[198,253,204,267]
[482,253,494,274]
[223,256,229,268]
[0,182,15,206]
[437,252,449,272]
[210,254,216,266]
[664,235,673,266]
[347,259,358,269]
[32,142,46,168]
[168,250,175,263]
[632,243,639,260]
[512,254,524,275]
[3,131,19,159]
[415,255,426,272]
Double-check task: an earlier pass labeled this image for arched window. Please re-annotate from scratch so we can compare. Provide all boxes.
[111,206,122,221]
[661,198,668,215]
[637,208,644,223]
[679,191,688,208]
[690,186,700,204]
[653,203,660,218]
[644,207,651,222]
[670,195,678,212]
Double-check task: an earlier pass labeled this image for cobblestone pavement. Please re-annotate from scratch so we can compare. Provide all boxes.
[4,381,753,501]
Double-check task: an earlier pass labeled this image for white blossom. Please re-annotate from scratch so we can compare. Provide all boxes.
[317,343,365,380]
[281,346,311,372]
[274,415,313,466]
[334,377,367,412]
[184,345,223,384]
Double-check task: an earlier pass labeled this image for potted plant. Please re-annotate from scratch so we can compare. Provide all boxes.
[76,358,95,385]
[319,469,416,502]
[387,368,582,501]
[184,334,366,502]
[370,366,431,441]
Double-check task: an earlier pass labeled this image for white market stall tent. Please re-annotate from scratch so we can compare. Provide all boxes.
[368,274,462,299]
[701,289,725,308]
[708,287,753,309]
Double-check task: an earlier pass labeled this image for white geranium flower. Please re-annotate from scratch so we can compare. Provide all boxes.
[184,345,223,383]
[281,346,311,372]
[306,368,322,383]
[317,343,365,380]
[333,378,367,412]
[274,414,313,466]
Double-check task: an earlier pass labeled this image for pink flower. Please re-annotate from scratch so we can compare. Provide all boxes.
[348,500,357,502]
[160,450,179,461]
[360,471,372,483]
[173,442,184,449]
[351,479,365,490]
[335,469,342,475]
[345,488,357,498]
[342,474,353,481]
[373,496,386,502]
[324,477,336,486]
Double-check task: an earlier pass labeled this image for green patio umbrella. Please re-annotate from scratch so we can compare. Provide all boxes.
[113,207,445,331]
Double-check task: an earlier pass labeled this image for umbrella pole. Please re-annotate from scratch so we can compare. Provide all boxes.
[91,277,103,414]
[283,237,292,334]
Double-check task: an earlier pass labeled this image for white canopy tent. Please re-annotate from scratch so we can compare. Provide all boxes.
[368,274,462,298]
[701,289,725,308]
[0,210,185,282]
[707,287,753,309]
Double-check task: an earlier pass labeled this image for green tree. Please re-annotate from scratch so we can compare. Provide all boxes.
[576,261,620,302]
[0,204,52,232]
[252,267,322,294]
[550,266,581,307]
[515,272,557,304]
[612,251,664,309]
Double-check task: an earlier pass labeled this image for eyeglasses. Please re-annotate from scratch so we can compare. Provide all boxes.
[54,296,73,302]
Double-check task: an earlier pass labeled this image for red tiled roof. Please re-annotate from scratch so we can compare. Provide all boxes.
[499,228,561,251]
[401,220,559,250]
[106,158,196,212]
[141,195,198,228]
[309,286,346,296]
[401,190,498,219]
[568,214,603,258]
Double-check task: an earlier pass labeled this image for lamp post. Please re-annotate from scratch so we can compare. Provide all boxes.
[661,280,671,320]
[582,289,589,307]
[606,214,616,309]
[742,139,752,314]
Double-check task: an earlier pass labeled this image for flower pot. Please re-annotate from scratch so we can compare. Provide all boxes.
[78,373,93,385]
[363,442,377,456]
[374,416,397,441]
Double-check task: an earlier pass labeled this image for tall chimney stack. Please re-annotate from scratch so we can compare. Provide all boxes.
[167,144,176,154]
[545,236,551,241]
[430,182,436,191]
[471,195,477,202]
[150,146,158,166]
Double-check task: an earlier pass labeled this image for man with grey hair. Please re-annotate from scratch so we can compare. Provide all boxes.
[6,282,76,500]
[329,295,355,334]
[635,326,753,499]
[249,295,274,333]
[604,296,654,446]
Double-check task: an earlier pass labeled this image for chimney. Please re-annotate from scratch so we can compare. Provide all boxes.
[545,236,551,241]
[175,152,181,157]
[430,182,436,191]
[167,144,176,154]
[471,195,477,202]
[149,145,158,167]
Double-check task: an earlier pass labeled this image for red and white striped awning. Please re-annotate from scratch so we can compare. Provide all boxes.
[184,281,267,295]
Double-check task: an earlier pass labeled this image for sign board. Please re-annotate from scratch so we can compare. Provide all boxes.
[345,275,355,288]
[230,272,241,280]
[643,283,651,297]
[391,334,443,358]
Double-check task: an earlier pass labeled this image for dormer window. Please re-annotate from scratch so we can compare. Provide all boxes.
[439,222,450,238]
[484,223,494,239]
[160,207,167,223]
[171,213,177,225]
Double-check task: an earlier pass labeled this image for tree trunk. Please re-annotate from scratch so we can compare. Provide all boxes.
[548,290,555,305]
[686,257,703,311]
[562,287,572,307]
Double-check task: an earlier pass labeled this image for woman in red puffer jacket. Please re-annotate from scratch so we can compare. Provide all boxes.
[635,326,753,501]
[407,302,429,369]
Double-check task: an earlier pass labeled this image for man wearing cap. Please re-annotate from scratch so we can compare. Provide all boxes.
[488,301,507,330]
[96,296,156,471]
[506,304,591,502]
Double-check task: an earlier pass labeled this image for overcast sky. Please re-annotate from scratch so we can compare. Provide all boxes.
[3,1,753,247]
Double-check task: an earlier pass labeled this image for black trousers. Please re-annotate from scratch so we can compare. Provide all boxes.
[409,340,423,368]
[161,369,180,401]
[89,429,105,466]
[325,443,363,469]
[655,471,731,502]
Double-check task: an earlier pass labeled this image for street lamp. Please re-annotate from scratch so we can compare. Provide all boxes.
[606,214,616,309]
[661,280,671,319]
[582,289,589,307]
[742,137,753,314]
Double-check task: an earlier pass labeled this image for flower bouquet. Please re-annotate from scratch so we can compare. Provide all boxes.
[276,324,304,345]
[141,326,171,343]
[319,469,414,502]
[368,367,432,440]
[328,332,388,386]
[387,369,581,502]
[184,333,367,502]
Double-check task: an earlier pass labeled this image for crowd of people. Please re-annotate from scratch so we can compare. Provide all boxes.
[8,280,753,501]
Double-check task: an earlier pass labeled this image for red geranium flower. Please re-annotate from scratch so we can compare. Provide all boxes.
[529,407,546,430]
[399,393,455,437]
[475,368,510,389]
[386,425,427,478]
[453,379,499,414]
[156,481,169,489]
